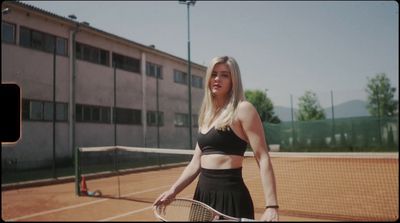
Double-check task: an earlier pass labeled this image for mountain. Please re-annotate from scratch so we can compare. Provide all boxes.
[274,100,370,122]
[324,100,370,119]
[273,106,297,122]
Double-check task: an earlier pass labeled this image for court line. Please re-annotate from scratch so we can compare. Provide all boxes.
[99,206,154,222]
[99,193,193,221]
[6,185,170,221]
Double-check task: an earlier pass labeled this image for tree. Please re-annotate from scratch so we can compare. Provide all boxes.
[366,73,398,117]
[245,89,281,123]
[297,90,326,121]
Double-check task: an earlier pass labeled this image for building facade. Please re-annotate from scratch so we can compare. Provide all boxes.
[1,2,206,169]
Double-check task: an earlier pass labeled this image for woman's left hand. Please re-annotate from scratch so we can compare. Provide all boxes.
[259,208,279,221]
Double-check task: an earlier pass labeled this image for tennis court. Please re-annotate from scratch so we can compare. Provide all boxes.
[2,150,398,221]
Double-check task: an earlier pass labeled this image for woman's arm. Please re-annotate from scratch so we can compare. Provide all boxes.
[237,101,279,221]
[153,143,202,206]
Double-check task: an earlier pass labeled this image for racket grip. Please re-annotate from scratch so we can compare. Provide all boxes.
[239,218,255,222]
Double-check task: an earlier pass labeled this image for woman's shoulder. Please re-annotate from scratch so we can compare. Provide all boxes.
[237,100,257,117]
[238,100,256,111]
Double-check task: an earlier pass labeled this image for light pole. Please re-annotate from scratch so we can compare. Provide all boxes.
[179,0,196,149]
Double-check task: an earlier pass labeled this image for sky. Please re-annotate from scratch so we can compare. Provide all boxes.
[21,1,398,108]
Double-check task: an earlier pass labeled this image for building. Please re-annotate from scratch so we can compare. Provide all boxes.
[1,1,206,169]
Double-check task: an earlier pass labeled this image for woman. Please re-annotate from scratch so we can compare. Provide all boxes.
[153,56,279,221]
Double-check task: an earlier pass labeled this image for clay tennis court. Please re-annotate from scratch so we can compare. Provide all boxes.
[2,154,398,221]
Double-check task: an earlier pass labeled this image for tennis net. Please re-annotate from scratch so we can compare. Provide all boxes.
[74,146,398,221]
[251,152,398,221]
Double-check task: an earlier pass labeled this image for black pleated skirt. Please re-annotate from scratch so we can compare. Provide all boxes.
[193,167,254,219]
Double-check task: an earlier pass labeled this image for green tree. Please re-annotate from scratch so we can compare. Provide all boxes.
[245,89,281,123]
[366,73,398,117]
[297,90,326,121]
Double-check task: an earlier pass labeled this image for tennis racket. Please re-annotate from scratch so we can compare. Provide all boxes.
[153,198,254,222]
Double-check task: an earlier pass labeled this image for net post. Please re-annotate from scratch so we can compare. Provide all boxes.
[113,147,121,198]
[75,146,81,196]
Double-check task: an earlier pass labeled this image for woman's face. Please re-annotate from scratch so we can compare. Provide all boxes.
[209,63,232,98]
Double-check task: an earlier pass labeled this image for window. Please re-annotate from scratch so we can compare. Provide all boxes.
[114,107,141,125]
[31,30,44,50]
[88,46,99,63]
[22,100,30,120]
[92,107,100,121]
[2,22,16,44]
[146,62,163,79]
[83,106,91,121]
[76,104,111,123]
[192,75,203,89]
[76,42,109,66]
[112,53,140,73]
[44,34,55,53]
[30,101,43,120]
[22,99,68,121]
[100,50,108,66]
[147,111,164,126]
[56,37,67,55]
[174,70,187,85]
[174,70,203,88]
[43,102,53,121]
[173,113,198,127]
[75,105,142,125]
[76,105,82,121]
[19,26,68,56]
[174,113,189,127]
[19,27,31,47]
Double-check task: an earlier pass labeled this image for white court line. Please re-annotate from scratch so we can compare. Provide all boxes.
[99,193,194,221]
[99,206,154,222]
[6,185,170,222]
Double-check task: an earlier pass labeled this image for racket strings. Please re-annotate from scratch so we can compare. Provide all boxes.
[173,200,213,221]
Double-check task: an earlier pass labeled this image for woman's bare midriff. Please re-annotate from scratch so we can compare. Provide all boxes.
[200,153,244,169]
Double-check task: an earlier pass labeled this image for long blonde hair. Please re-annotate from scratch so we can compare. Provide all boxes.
[198,56,245,131]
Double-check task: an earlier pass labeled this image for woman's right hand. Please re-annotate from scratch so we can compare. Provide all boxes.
[153,189,176,207]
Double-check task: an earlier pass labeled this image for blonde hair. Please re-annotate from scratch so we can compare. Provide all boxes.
[198,56,245,131]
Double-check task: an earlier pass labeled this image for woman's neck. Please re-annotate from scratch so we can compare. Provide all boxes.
[213,96,228,109]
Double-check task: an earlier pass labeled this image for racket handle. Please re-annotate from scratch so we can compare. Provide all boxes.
[239,218,255,222]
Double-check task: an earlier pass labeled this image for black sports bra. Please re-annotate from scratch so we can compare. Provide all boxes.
[197,126,248,156]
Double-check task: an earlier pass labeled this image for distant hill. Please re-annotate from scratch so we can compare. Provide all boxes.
[324,100,370,119]
[274,106,297,122]
[274,100,370,122]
